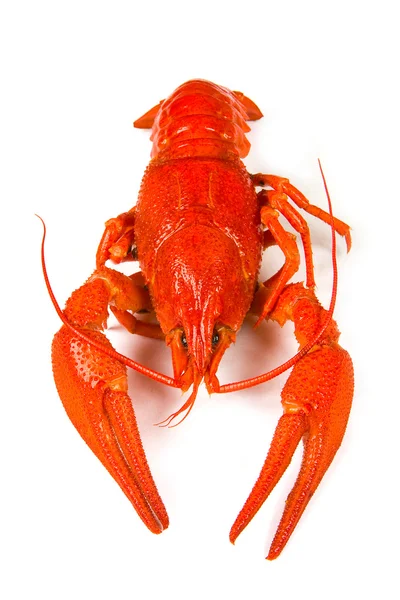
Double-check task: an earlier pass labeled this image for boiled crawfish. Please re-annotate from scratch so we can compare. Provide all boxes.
[42,79,354,559]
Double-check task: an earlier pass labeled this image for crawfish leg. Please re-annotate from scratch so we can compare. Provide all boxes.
[96,209,136,268]
[264,188,317,288]
[252,194,301,322]
[107,269,164,341]
[252,172,352,253]
[230,283,354,559]
[96,212,163,339]
[52,266,168,533]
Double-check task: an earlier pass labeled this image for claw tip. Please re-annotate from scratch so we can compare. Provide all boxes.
[229,530,238,545]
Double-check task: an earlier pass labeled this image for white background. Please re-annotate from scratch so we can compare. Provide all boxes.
[1,1,399,598]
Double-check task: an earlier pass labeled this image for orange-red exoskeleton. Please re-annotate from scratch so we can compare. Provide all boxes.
[42,79,354,559]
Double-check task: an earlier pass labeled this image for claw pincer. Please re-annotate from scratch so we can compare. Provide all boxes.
[44,79,353,558]
[51,269,169,532]
[230,284,354,558]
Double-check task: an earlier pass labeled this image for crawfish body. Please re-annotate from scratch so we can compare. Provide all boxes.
[46,79,353,559]
[133,81,266,394]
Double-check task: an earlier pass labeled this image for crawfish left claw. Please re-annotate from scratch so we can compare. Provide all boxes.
[230,284,354,559]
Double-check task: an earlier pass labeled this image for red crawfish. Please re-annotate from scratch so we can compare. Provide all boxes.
[40,79,353,559]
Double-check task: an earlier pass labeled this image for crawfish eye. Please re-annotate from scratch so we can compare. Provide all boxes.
[181,332,188,348]
[212,331,220,347]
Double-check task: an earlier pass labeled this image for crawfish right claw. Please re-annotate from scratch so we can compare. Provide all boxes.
[51,269,169,533]
[52,324,169,534]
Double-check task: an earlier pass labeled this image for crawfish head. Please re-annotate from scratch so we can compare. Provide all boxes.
[149,224,253,421]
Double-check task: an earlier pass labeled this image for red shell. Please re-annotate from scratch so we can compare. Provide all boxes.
[134,80,263,368]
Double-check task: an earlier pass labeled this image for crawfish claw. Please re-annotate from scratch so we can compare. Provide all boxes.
[53,326,169,533]
[51,272,169,533]
[230,284,354,559]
